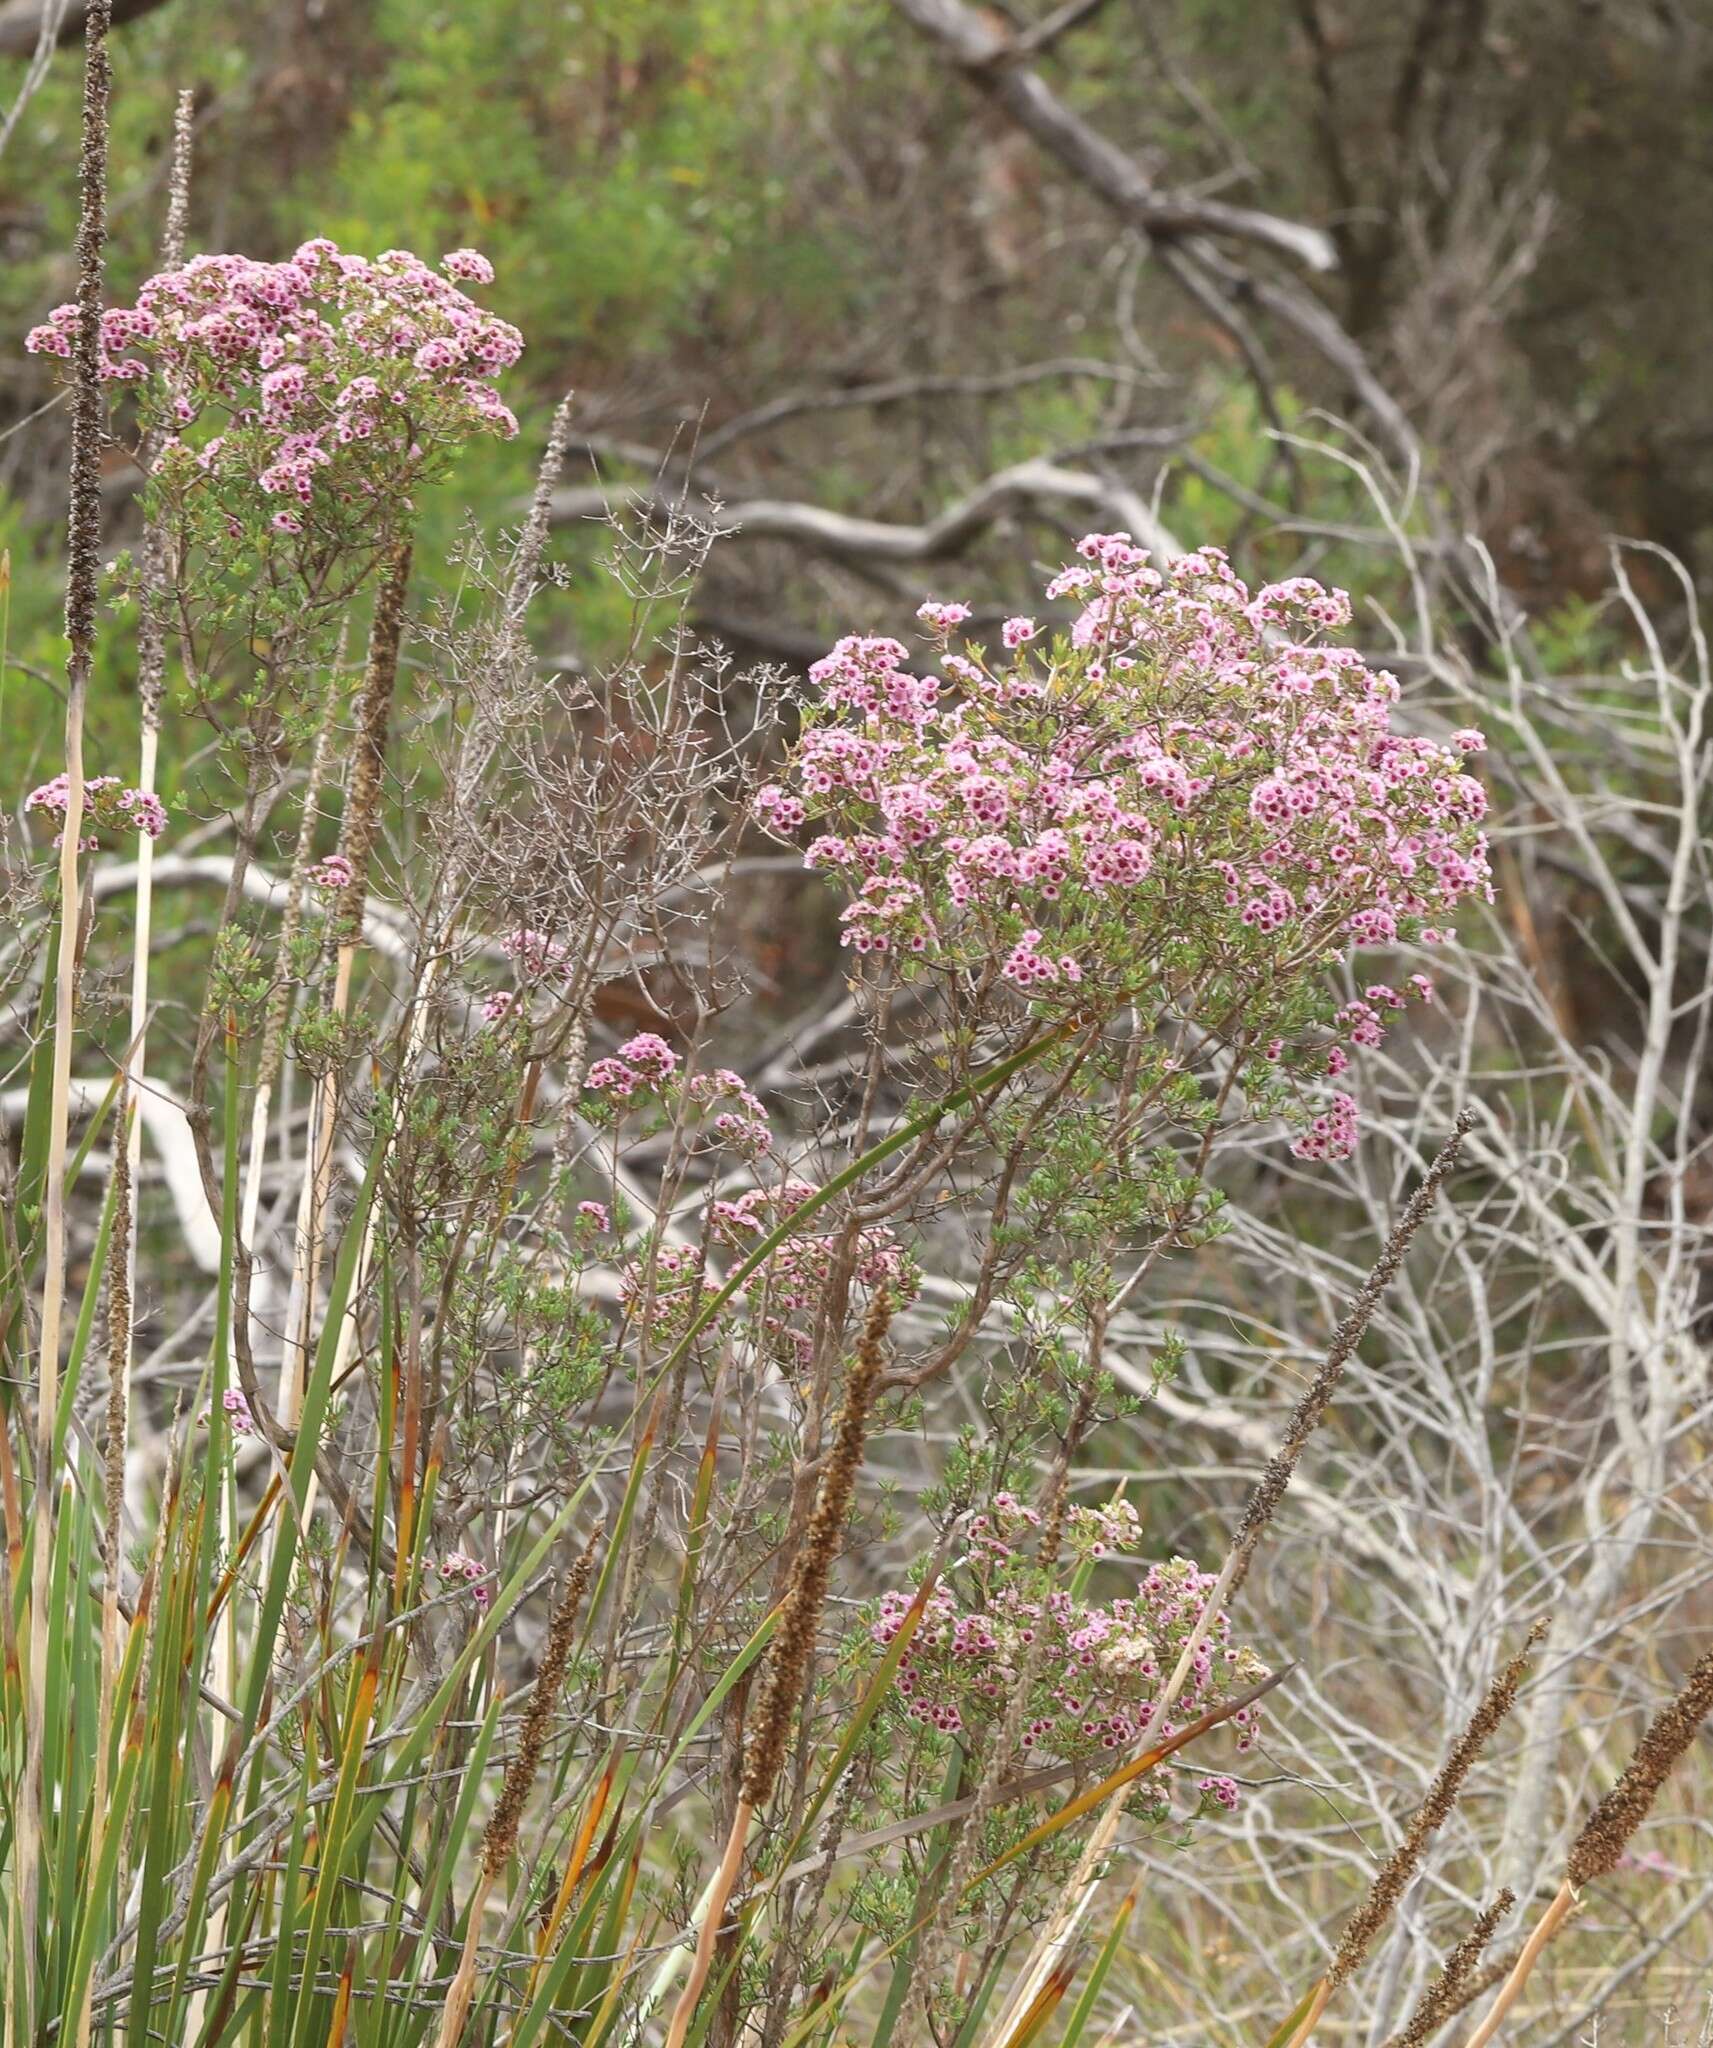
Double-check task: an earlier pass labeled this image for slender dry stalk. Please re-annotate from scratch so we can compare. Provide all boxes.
[661,1291,894,2048]
[1330,1625,1546,1988]
[1377,1893,1515,2048]
[1228,1109,1475,1601]
[116,133,196,2023]
[436,1537,596,2048]
[74,1090,132,2048]
[21,1,111,2015]
[245,647,344,1434]
[282,538,411,1426]
[94,1095,132,1794]
[126,84,193,1233]
[1460,1647,1713,2048]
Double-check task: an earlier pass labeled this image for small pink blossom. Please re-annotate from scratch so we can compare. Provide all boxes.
[616,1032,679,1083]
[308,851,353,892]
[441,248,495,284]
[432,1551,491,1609]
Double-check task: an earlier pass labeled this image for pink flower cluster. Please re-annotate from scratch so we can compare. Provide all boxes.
[709,1178,915,1369]
[27,240,521,542]
[479,926,586,1025]
[502,926,572,980]
[686,1068,772,1159]
[580,1041,911,1363]
[26,773,167,847]
[617,1242,720,1338]
[427,1550,491,1609]
[1290,1090,1358,1164]
[585,1032,681,1098]
[582,1048,772,1160]
[308,851,353,892]
[758,536,1493,1163]
[870,1495,1265,1779]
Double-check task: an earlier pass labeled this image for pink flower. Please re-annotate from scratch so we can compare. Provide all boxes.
[308,851,353,891]
[1001,616,1038,649]
[617,1032,679,1083]
[585,1057,637,1098]
[441,248,495,285]
[26,773,166,842]
[576,1200,611,1232]
[1291,1091,1360,1163]
[502,927,569,979]
[433,1551,491,1608]
[916,599,972,634]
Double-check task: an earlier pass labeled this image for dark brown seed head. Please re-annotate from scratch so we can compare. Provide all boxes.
[481,1533,597,1875]
[337,539,413,942]
[742,1291,893,1810]
[1379,1891,1516,2048]
[1567,1647,1713,1889]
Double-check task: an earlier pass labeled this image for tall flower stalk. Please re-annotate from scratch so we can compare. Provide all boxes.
[19,5,111,2027]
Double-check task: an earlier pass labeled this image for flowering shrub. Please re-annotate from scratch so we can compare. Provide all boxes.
[758,537,1491,1160]
[871,1494,1265,1790]
[25,239,520,571]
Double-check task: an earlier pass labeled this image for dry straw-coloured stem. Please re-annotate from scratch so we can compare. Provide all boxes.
[21,0,111,2012]
[74,1091,132,2048]
[1460,1645,1713,2048]
[662,1291,894,2048]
